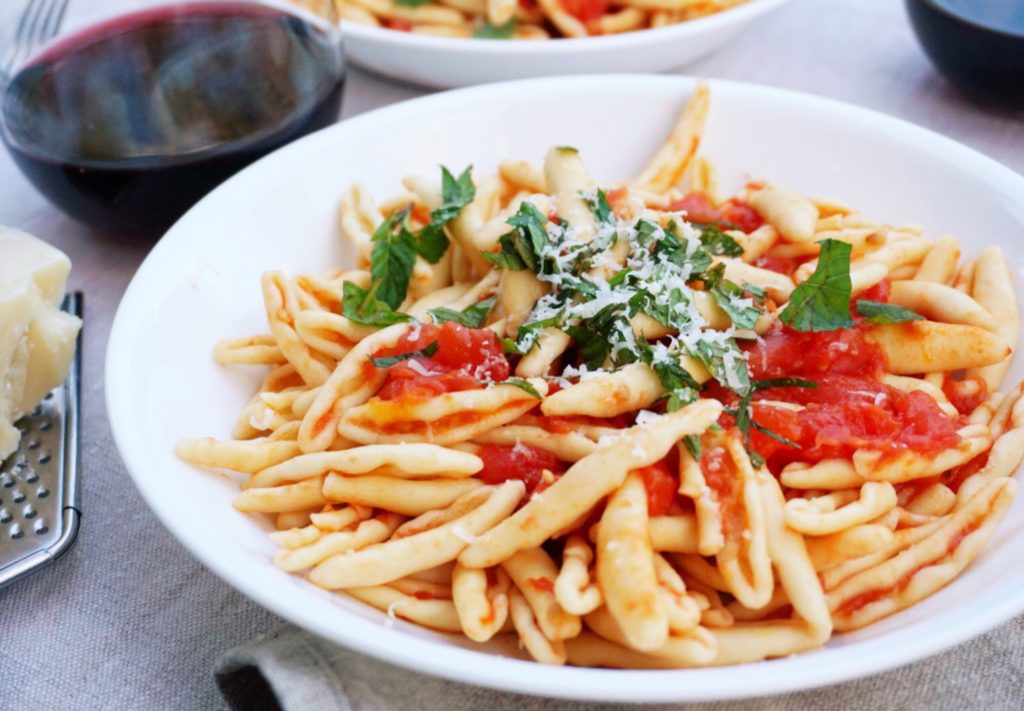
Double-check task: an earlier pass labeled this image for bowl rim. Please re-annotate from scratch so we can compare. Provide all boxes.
[907,0,1024,41]
[106,73,1024,703]
[340,0,795,53]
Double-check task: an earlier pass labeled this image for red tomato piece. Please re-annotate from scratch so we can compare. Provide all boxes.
[606,187,629,212]
[744,324,888,380]
[753,254,798,277]
[668,191,721,224]
[744,375,961,469]
[559,0,608,22]
[477,444,563,495]
[374,322,510,402]
[384,18,412,31]
[942,374,989,416]
[635,460,677,516]
[857,278,891,304]
[719,199,764,233]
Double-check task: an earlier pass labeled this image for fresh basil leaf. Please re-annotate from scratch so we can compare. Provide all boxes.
[433,166,476,223]
[412,223,449,264]
[369,341,438,368]
[566,325,611,370]
[779,239,855,332]
[698,225,744,257]
[501,378,542,398]
[744,283,768,301]
[429,298,495,328]
[753,377,818,391]
[369,210,417,310]
[341,282,414,327]
[682,434,702,461]
[473,19,516,38]
[705,266,761,330]
[501,337,525,355]
[855,300,924,325]
[506,201,549,272]
[482,237,528,271]
[585,188,614,224]
[515,315,562,354]
[635,219,660,248]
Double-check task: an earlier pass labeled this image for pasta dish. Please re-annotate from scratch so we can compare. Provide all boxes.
[177,83,1021,668]
[326,0,751,40]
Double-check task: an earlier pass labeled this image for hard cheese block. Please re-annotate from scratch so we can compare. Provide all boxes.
[0,226,81,461]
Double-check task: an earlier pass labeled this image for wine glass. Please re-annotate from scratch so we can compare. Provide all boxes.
[0,0,344,237]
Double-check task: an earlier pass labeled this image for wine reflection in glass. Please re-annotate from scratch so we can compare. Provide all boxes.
[0,1,344,237]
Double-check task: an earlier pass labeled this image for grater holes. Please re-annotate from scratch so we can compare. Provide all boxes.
[1,473,13,488]
[33,519,48,535]
[39,421,53,431]
[36,487,49,498]
[27,440,40,450]
[0,508,10,524]
[9,523,23,539]
[22,504,36,519]
[11,488,26,503]
[37,453,51,465]
[25,469,39,483]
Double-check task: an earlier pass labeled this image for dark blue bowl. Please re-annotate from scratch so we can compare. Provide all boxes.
[905,0,1024,107]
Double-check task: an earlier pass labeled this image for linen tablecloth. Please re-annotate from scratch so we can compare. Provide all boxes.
[1,0,1023,708]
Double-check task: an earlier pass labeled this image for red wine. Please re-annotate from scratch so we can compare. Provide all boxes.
[1,2,344,236]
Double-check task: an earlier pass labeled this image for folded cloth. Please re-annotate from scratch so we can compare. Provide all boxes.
[216,618,1024,711]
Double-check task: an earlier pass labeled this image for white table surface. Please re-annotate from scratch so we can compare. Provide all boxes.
[1,0,1022,708]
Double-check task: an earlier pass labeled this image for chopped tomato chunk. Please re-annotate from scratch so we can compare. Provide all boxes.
[477,443,563,496]
[738,375,961,470]
[384,18,412,31]
[635,460,677,516]
[375,322,509,401]
[942,374,989,416]
[857,278,891,304]
[719,199,763,233]
[745,324,888,380]
[559,0,607,22]
[668,191,721,224]
[753,255,798,277]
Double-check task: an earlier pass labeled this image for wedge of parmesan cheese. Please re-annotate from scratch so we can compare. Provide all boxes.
[0,226,81,461]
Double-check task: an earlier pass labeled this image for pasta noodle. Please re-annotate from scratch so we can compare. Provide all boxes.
[179,84,1022,669]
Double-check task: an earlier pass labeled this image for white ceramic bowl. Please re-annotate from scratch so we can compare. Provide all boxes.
[107,75,1024,702]
[342,0,794,88]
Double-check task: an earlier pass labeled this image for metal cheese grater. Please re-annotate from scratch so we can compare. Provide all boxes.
[0,293,82,590]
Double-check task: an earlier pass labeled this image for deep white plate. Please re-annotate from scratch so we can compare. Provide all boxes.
[342,0,794,88]
[107,75,1024,702]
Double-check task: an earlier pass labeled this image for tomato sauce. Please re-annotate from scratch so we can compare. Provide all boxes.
[528,577,554,593]
[634,460,677,517]
[477,443,563,496]
[753,255,798,277]
[375,322,510,401]
[668,191,763,233]
[706,322,958,470]
[738,376,961,469]
[745,324,888,380]
[700,445,743,538]
[942,374,989,416]
[559,0,607,23]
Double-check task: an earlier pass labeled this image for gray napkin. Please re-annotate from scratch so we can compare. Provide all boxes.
[216,618,1024,711]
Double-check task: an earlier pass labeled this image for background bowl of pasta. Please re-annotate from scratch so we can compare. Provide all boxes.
[107,75,1024,701]
[333,0,795,87]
